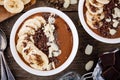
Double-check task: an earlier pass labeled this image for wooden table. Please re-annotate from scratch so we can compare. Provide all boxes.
[0,0,120,80]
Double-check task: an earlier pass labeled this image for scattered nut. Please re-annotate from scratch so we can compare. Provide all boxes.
[113,19,119,28]
[70,0,77,4]
[112,7,120,18]
[63,0,70,8]
[109,28,117,35]
[105,18,111,22]
[85,60,94,71]
[85,44,93,55]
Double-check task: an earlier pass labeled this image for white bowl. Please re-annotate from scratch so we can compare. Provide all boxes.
[10,7,79,76]
[78,0,120,44]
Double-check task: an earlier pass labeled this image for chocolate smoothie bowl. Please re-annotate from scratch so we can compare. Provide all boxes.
[10,7,79,76]
[79,0,120,43]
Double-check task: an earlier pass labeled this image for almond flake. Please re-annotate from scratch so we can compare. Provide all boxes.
[113,19,119,28]
[85,60,94,71]
[106,18,111,22]
[112,7,120,18]
[109,28,117,35]
[63,0,70,8]
[85,44,93,55]
[70,0,77,4]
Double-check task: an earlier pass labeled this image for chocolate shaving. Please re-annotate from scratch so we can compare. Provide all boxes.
[33,27,49,55]
[49,57,59,64]
[47,0,64,9]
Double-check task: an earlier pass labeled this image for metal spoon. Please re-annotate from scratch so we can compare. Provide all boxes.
[0,29,15,80]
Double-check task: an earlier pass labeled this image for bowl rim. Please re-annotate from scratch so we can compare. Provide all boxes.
[10,7,79,76]
[78,0,120,44]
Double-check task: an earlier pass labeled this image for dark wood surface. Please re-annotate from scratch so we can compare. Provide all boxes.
[0,0,120,80]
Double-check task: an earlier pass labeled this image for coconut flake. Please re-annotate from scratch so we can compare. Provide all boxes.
[113,19,119,28]
[70,0,77,4]
[63,0,70,8]
[85,44,93,55]
[85,60,94,71]
[109,28,117,35]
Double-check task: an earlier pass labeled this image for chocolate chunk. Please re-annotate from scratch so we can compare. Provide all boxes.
[99,49,120,80]
[33,28,49,55]
[104,0,115,11]
[99,24,111,38]
[114,50,120,71]
[99,63,107,72]
[90,4,97,12]
[48,0,64,9]
[42,13,50,22]
[49,57,59,64]
[102,66,119,80]
[100,53,115,68]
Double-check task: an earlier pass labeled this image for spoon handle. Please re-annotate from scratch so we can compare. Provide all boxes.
[1,53,7,80]
[0,51,15,80]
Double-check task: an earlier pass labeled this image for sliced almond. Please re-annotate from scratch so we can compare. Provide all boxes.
[63,0,70,8]
[85,44,93,55]
[96,0,110,4]
[46,63,52,70]
[52,62,55,69]
[109,28,117,35]
[70,0,77,4]
[85,60,94,71]
[112,7,120,18]
[113,19,119,28]
[106,18,111,22]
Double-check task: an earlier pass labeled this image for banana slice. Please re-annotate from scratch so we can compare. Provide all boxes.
[34,16,46,25]
[4,0,24,13]
[16,34,30,54]
[18,26,35,37]
[16,39,28,54]
[28,51,49,70]
[21,0,31,5]
[86,19,97,29]
[85,0,103,15]
[96,0,110,4]
[86,11,94,22]
[89,0,103,8]
[18,24,35,37]
[0,0,4,5]
[18,34,28,41]
[86,19,103,29]
[86,10,104,22]
[22,42,49,70]
[23,18,41,30]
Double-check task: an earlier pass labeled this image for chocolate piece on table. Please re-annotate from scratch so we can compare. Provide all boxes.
[102,66,119,80]
[100,53,115,68]
[114,50,120,72]
[99,63,108,72]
